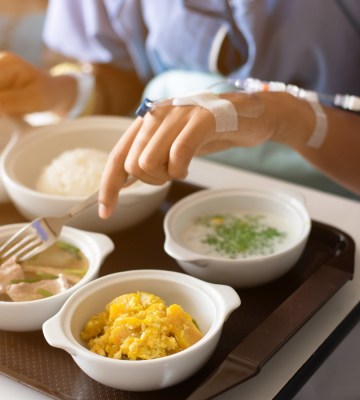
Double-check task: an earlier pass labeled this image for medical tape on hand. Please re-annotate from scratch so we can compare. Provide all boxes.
[172,92,238,132]
[306,100,328,148]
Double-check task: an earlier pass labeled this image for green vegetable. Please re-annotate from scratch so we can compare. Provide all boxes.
[63,268,87,277]
[195,213,286,259]
[10,277,43,284]
[37,288,54,297]
[35,272,58,280]
[10,273,58,284]
[57,241,81,259]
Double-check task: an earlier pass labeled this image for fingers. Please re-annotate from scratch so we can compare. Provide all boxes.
[124,109,170,183]
[125,106,216,182]
[0,87,41,115]
[0,52,21,89]
[98,106,217,219]
[98,118,144,219]
[0,52,48,114]
[168,107,216,176]
[124,106,190,183]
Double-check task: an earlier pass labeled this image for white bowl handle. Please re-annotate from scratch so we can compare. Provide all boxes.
[164,236,204,262]
[86,231,115,261]
[209,283,241,319]
[42,314,78,356]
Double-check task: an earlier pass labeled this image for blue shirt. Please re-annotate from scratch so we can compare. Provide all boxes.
[0,12,46,67]
[43,0,360,199]
[43,0,360,95]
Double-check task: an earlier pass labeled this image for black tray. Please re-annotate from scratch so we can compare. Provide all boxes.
[0,181,355,400]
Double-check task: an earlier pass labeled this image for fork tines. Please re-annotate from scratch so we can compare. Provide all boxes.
[0,220,49,263]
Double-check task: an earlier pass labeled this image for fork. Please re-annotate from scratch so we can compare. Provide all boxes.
[0,190,100,264]
[0,177,136,263]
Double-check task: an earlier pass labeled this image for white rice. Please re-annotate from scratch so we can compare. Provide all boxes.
[36,148,108,196]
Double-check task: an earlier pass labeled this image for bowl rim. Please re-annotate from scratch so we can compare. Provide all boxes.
[2,171,171,201]
[164,186,312,263]
[47,269,239,364]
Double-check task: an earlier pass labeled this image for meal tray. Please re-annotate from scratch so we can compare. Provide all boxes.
[0,181,355,400]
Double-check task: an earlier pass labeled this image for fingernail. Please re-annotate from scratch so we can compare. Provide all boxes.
[98,203,110,220]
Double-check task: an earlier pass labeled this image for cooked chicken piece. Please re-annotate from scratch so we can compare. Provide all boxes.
[0,258,24,294]
[7,274,69,302]
[22,264,83,285]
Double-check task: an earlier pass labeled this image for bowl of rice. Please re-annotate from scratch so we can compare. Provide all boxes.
[0,116,171,234]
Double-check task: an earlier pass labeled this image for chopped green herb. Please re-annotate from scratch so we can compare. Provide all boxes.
[195,214,286,259]
[57,241,81,259]
[10,273,58,284]
[63,268,87,277]
[35,271,58,280]
[10,277,43,284]
[37,288,54,298]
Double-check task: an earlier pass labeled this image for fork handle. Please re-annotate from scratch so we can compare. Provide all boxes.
[67,190,99,219]
[65,176,137,220]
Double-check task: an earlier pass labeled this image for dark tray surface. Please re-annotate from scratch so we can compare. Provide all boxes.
[0,181,355,400]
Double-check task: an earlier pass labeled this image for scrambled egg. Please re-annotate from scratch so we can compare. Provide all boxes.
[80,292,203,360]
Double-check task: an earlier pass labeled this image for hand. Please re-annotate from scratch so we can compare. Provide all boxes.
[98,92,277,219]
[0,51,76,116]
[98,104,213,218]
[98,90,360,216]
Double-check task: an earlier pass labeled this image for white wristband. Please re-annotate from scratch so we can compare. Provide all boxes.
[172,91,238,132]
[66,72,95,119]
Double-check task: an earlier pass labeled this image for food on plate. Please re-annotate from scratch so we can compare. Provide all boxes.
[181,212,289,259]
[80,291,203,360]
[36,147,108,196]
[0,241,88,302]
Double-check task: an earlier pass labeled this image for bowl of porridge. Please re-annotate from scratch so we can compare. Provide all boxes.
[164,187,311,287]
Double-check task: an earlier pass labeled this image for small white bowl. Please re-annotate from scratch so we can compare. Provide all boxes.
[0,116,171,233]
[164,188,311,288]
[0,223,114,331]
[42,269,240,391]
[0,118,21,203]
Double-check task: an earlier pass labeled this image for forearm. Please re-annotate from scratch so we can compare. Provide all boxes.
[216,91,360,195]
[269,93,360,195]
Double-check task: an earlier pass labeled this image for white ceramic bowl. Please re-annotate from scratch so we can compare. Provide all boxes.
[42,269,240,391]
[0,116,171,233]
[0,223,114,331]
[164,187,311,288]
[0,118,21,203]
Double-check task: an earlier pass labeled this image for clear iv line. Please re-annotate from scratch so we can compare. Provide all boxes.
[220,78,360,112]
[135,77,360,118]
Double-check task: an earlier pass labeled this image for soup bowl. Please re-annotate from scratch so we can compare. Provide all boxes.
[164,187,311,288]
[0,223,114,331]
[42,269,240,391]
